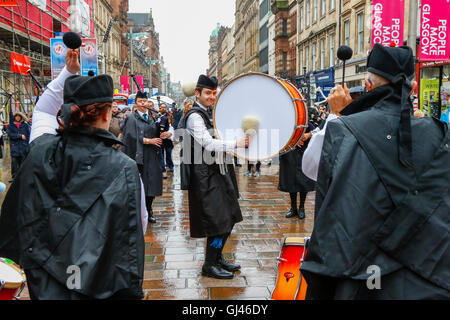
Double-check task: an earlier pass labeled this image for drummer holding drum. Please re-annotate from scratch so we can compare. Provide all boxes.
[178,75,250,279]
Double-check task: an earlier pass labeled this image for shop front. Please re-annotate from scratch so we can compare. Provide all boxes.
[334,56,368,89]
[417,61,450,122]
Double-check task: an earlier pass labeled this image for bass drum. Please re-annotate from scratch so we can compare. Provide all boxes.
[271,237,310,300]
[213,73,308,161]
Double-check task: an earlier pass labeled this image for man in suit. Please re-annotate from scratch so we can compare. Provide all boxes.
[122,91,171,224]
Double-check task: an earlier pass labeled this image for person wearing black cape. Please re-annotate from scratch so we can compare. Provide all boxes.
[177,75,249,279]
[301,44,450,299]
[122,91,170,223]
[0,49,145,299]
[278,107,322,219]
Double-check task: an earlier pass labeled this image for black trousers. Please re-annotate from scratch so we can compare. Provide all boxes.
[11,155,25,179]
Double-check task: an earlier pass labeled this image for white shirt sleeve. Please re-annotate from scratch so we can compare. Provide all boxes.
[186,113,236,152]
[30,66,76,143]
[302,113,339,181]
[140,177,148,234]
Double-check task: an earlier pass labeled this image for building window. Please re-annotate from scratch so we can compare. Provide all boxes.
[305,46,309,71]
[299,49,303,73]
[306,0,311,26]
[320,38,325,69]
[300,6,304,31]
[357,12,364,53]
[329,34,335,66]
[282,19,288,35]
[282,52,288,71]
[344,20,350,46]
[312,42,317,70]
[330,0,335,10]
[313,0,318,23]
[321,0,326,16]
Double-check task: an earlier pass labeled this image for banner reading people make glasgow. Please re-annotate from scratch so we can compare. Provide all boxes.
[419,0,450,61]
[371,0,405,48]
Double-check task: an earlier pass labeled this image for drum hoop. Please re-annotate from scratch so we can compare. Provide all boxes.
[212,72,307,161]
[0,259,26,289]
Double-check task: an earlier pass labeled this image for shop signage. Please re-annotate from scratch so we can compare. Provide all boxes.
[0,0,18,6]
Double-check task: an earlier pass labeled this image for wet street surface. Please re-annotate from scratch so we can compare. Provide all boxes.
[0,142,315,300]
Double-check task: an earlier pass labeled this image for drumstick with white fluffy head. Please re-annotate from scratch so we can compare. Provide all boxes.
[242,115,259,137]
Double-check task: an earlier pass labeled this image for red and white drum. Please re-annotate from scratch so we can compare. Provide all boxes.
[213,73,308,161]
[0,258,26,300]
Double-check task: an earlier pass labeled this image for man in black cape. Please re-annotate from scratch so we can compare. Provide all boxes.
[301,44,449,299]
[122,91,170,223]
[177,75,249,279]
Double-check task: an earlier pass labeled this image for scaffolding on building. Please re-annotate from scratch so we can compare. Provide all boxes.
[0,0,72,122]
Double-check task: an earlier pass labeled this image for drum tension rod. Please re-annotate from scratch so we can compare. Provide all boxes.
[276,257,287,262]
[295,125,308,129]
[293,98,308,103]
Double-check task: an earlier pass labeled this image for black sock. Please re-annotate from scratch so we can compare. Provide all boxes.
[289,192,297,210]
[146,196,155,214]
[299,192,307,211]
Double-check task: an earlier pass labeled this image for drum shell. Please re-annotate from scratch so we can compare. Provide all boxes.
[0,258,26,300]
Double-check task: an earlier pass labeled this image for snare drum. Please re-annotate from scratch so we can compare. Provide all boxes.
[213,73,308,161]
[0,258,26,300]
[271,237,310,300]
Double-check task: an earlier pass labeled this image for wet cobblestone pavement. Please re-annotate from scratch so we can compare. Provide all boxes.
[0,142,315,300]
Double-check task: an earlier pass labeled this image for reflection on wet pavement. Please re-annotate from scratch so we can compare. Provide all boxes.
[0,142,314,300]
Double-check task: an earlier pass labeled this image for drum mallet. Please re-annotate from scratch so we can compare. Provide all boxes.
[337,46,353,87]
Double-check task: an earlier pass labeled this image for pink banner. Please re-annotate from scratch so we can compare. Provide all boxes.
[134,75,144,92]
[419,0,450,61]
[120,76,129,95]
[371,0,405,48]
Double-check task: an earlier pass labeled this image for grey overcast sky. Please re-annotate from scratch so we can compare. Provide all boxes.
[129,0,236,85]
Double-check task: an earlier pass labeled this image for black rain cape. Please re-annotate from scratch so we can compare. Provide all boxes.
[0,128,145,299]
[301,85,450,299]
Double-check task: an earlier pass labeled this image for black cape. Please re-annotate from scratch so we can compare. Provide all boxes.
[121,111,163,197]
[0,128,145,299]
[178,104,243,238]
[301,85,450,299]
[278,108,319,193]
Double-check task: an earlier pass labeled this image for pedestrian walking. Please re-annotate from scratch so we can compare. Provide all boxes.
[7,111,30,180]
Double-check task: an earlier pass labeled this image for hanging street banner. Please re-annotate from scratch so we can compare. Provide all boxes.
[10,52,31,75]
[80,38,98,76]
[419,0,450,61]
[371,0,405,48]
[50,38,68,79]
[120,75,130,95]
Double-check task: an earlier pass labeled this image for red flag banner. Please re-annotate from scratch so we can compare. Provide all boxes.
[11,52,31,75]
[0,0,18,6]
[419,0,450,61]
[371,0,405,48]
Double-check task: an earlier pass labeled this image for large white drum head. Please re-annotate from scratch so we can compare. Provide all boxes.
[0,261,23,285]
[214,73,296,161]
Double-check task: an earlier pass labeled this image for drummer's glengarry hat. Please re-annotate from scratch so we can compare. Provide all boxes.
[61,74,114,128]
[196,74,218,90]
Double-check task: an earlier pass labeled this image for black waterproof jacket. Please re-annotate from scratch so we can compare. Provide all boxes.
[301,85,450,299]
[0,128,145,299]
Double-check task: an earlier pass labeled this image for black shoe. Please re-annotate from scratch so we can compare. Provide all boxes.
[201,263,234,279]
[148,210,156,223]
[286,208,299,218]
[218,256,241,272]
[298,208,305,220]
